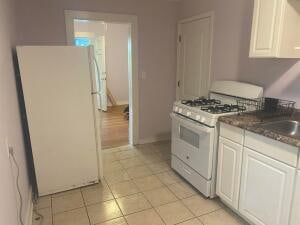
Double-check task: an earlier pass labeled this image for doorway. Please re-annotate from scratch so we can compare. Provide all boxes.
[73,20,131,149]
[65,11,139,150]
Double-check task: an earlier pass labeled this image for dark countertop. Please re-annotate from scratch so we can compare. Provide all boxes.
[219,112,300,147]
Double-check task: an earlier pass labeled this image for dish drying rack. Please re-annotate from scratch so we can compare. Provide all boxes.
[237,97,296,117]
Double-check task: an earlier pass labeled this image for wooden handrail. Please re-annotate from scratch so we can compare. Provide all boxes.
[107,88,117,106]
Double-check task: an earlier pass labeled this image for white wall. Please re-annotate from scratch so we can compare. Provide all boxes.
[0,0,31,224]
[74,20,106,37]
[106,23,130,105]
[74,21,130,105]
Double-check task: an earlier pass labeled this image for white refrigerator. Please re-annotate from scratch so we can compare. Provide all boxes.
[17,46,103,196]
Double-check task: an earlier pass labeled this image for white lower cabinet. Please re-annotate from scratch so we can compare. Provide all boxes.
[216,137,243,210]
[239,147,296,225]
[290,170,300,225]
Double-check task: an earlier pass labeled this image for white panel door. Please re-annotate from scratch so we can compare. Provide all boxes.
[177,15,213,100]
[249,0,284,57]
[216,137,243,210]
[239,147,295,225]
[290,170,300,225]
[92,36,108,111]
[17,46,99,195]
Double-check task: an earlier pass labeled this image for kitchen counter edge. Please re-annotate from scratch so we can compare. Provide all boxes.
[218,113,300,148]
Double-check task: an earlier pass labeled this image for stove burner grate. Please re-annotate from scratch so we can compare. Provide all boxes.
[201,104,246,114]
[181,97,221,107]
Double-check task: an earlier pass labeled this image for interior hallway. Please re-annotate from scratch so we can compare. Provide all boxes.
[101,105,129,149]
[32,141,247,225]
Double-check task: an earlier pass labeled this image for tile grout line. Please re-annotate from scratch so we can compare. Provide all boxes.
[173,217,202,225]
[49,143,173,224]
[48,170,184,220]
[157,175,201,224]
[104,177,128,222]
[80,188,92,225]
[123,145,172,225]
[51,206,89,216]
[138,190,167,225]
[94,216,127,225]
[105,163,170,224]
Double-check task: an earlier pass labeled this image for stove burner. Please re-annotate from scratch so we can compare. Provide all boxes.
[181,97,221,107]
[201,104,246,114]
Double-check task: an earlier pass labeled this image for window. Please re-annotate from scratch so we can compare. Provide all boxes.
[74,37,91,46]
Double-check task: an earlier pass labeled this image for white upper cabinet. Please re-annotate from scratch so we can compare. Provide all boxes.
[250,0,300,58]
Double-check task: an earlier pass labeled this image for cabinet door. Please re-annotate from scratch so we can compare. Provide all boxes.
[239,147,295,225]
[216,137,243,210]
[249,0,285,57]
[290,170,300,225]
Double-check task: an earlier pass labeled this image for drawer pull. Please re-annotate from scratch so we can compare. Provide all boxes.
[186,156,190,160]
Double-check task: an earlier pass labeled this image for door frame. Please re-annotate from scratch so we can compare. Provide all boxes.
[176,12,214,100]
[65,10,139,145]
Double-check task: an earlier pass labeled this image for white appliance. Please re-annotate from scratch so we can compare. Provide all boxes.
[17,46,102,196]
[171,81,263,198]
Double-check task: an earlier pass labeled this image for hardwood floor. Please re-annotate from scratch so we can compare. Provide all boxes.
[101,105,129,149]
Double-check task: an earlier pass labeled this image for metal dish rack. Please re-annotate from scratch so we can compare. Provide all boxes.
[237,97,296,117]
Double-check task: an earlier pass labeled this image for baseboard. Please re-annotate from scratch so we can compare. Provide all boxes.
[116,101,129,106]
[138,133,171,145]
[107,101,129,107]
[25,187,33,225]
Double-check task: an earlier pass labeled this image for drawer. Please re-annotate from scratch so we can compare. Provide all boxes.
[220,123,244,145]
[244,131,298,167]
[171,155,211,197]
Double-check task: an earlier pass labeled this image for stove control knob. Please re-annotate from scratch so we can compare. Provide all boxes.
[195,115,201,121]
[174,106,178,112]
[186,111,192,117]
[178,108,183,113]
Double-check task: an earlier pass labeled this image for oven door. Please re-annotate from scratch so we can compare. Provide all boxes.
[171,113,215,180]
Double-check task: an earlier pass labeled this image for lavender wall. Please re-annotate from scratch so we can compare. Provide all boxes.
[0,0,31,224]
[105,23,130,105]
[179,0,300,107]
[15,0,179,140]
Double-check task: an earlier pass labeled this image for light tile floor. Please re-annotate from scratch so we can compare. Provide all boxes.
[33,141,248,225]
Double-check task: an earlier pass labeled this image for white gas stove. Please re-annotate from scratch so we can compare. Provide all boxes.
[171,81,263,198]
[173,99,244,127]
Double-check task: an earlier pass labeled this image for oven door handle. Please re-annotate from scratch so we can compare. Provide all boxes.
[170,113,213,133]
